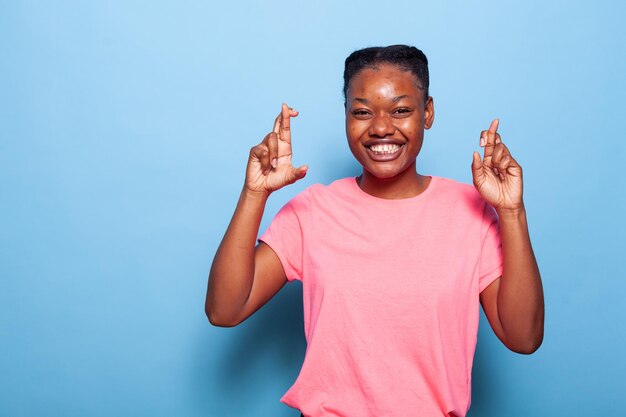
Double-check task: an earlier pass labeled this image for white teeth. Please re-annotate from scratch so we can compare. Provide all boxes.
[369,144,401,154]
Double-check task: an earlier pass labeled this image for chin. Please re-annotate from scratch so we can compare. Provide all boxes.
[364,164,410,180]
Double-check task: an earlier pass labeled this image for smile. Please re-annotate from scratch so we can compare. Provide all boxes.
[365,143,405,161]
[368,143,401,154]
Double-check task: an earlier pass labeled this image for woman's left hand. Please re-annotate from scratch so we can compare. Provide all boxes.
[471,119,524,211]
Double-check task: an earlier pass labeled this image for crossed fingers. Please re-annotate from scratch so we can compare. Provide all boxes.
[257,103,298,175]
[479,119,515,181]
[272,103,295,144]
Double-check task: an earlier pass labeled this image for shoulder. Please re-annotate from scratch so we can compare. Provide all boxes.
[278,177,350,207]
[277,177,358,217]
[294,177,356,202]
[431,176,489,218]
[432,176,481,200]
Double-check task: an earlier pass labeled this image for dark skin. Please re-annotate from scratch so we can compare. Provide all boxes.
[345,65,433,199]
[206,64,544,354]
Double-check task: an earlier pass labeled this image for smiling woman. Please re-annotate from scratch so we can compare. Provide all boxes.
[345,63,434,197]
[205,44,544,417]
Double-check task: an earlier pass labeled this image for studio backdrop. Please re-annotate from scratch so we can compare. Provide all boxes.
[1,1,625,416]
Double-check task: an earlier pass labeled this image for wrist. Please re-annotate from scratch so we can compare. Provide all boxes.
[496,204,527,222]
[242,186,270,203]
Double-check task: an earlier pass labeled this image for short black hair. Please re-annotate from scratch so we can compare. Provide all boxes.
[343,44,429,104]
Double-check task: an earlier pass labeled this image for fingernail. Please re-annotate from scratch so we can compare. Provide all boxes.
[480,137,485,147]
[271,158,277,168]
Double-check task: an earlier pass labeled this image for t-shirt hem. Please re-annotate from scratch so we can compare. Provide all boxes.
[479,265,503,293]
[258,235,300,282]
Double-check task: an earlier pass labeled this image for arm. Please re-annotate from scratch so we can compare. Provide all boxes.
[206,104,308,327]
[471,119,545,354]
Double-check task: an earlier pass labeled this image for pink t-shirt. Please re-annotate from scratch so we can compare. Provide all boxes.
[259,176,503,417]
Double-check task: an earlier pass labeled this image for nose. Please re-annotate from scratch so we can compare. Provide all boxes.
[368,112,395,137]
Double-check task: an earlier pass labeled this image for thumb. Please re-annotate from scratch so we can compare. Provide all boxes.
[471,151,484,181]
[286,165,308,184]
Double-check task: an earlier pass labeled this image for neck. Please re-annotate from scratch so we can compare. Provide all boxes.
[357,164,430,199]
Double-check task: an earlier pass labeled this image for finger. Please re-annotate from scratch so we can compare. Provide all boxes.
[260,134,274,174]
[273,111,281,134]
[484,119,499,156]
[496,154,511,171]
[492,142,513,181]
[488,118,499,135]
[494,141,516,164]
[272,104,298,135]
[479,129,497,148]
[250,143,270,174]
[280,103,292,144]
[267,132,278,169]
[496,142,521,173]
[250,143,265,161]
[492,142,505,165]
[481,130,494,167]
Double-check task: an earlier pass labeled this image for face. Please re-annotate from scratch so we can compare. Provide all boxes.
[345,64,434,180]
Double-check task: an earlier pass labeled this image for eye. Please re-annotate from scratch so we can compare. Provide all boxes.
[393,107,413,117]
[351,109,372,119]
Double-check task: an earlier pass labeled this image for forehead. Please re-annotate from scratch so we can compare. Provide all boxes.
[347,64,423,100]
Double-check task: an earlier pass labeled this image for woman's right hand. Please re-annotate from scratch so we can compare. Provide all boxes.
[246,103,308,196]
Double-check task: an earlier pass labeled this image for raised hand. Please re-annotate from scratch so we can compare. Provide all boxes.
[471,119,524,211]
[246,103,308,195]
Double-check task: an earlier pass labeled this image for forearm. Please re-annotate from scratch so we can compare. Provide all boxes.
[496,205,544,352]
[205,187,269,324]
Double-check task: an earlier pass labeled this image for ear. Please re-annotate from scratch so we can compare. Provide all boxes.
[424,96,435,130]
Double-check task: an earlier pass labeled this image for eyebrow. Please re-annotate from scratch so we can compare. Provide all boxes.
[352,95,410,104]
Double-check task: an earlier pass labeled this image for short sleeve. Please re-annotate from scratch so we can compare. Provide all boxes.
[258,196,306,282]
[478,202,504,293]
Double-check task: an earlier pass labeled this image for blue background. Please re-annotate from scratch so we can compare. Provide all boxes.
[1,1,625,416]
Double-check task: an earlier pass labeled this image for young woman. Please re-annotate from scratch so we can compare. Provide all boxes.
[206,45,544,417]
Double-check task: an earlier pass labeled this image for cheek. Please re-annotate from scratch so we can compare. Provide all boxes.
[346,122,363,141]
[398,118,422,138]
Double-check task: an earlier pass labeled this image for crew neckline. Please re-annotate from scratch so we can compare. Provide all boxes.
[348,175,439,204]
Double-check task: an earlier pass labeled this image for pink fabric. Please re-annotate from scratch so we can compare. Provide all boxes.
[259,176,503,417]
